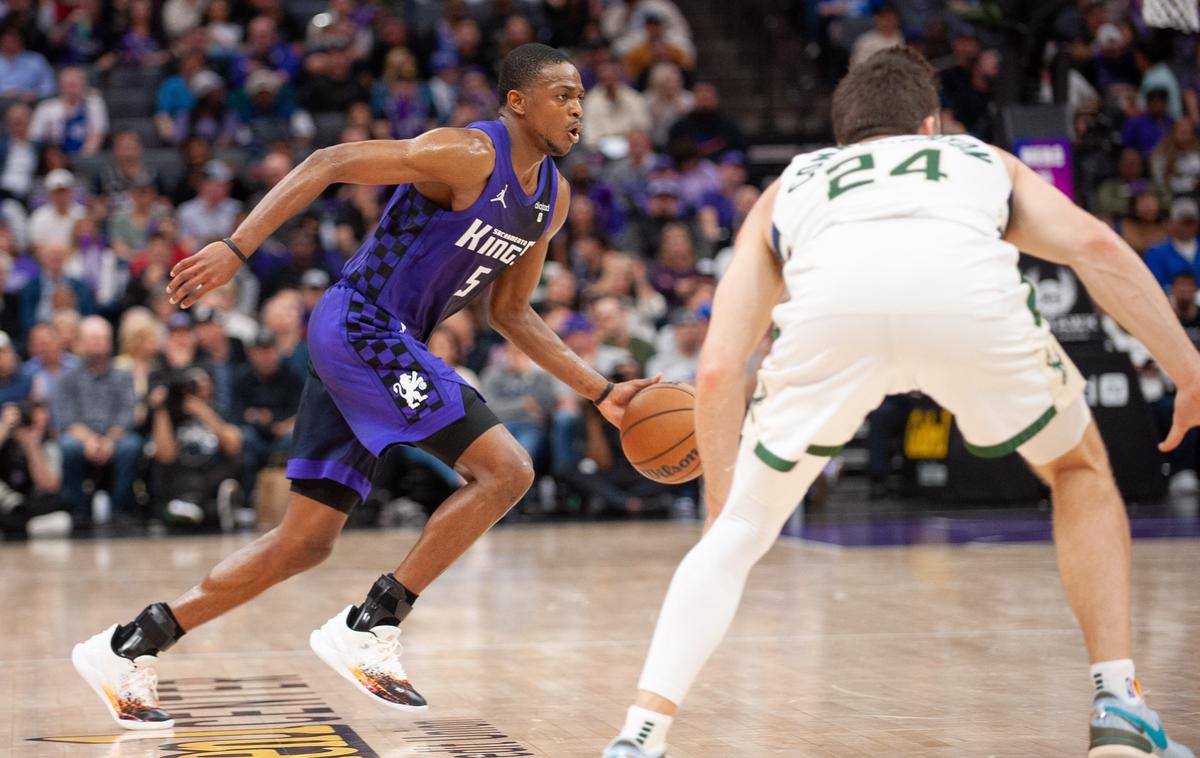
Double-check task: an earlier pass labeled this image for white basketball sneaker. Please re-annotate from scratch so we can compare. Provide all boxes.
[71,625,175,730]
[309,605,428,711]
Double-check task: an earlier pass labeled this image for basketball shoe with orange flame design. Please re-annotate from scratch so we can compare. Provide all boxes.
[71,625,174,730]
[309,605,428,711]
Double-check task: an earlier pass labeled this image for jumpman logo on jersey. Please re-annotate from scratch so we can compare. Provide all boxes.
[491,185,508,209]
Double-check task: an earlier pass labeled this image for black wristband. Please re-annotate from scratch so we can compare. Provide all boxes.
[222,237,249,264]
[593,381,615,406]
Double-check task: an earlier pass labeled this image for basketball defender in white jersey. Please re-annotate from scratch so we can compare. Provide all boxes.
[603,48,1198,758]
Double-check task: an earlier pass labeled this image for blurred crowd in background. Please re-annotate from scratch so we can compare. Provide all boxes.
[0,0,1198,539]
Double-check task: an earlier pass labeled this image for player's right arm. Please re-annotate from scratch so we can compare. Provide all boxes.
[696,180,785,524]
[999,149,1200,451]
[167,128,495,308]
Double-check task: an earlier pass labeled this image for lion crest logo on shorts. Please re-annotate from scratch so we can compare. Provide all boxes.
[392,371,429,410]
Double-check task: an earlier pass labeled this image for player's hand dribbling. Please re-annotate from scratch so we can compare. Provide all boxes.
[596,374,662,428]
[167,240,244,308]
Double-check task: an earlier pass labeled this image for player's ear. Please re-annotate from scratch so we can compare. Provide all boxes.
[506,88,527,118]
[918,114,940,136]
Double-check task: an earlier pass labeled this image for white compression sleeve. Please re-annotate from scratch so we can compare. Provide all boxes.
[636,452,826,705]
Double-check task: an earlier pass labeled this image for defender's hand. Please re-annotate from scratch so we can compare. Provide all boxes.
[167,241,243,308]
[596,374,662,428]
[1160,380,1200,452]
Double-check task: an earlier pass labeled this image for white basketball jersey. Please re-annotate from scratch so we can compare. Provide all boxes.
[770,134,1021,320]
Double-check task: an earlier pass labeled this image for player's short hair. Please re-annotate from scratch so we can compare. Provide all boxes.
[831,46,939,145]
[498,43,571,106]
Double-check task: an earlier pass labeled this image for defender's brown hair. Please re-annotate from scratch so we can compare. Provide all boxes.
[831,46,940,145]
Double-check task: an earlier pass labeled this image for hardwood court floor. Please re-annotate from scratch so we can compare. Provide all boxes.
[2,522,1197,757]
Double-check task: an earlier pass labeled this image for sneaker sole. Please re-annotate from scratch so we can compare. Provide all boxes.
[308,629,429,713]
[71,643,175,731]
[1089,747,1154,757]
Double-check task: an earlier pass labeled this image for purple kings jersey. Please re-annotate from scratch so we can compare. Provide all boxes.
[340,119,559,341]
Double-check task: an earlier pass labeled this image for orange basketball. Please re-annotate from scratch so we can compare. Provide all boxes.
[619,382,702,484]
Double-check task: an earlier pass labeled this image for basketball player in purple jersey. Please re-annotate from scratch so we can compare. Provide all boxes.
[71,44,658,729]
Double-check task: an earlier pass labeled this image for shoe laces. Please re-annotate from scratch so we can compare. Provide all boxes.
[360,630,408,679]
[121,661,160,704]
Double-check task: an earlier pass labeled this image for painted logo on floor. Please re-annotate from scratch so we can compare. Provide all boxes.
[30,674,538,756]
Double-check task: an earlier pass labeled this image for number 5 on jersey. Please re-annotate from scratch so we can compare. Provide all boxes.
[454,265,493,298]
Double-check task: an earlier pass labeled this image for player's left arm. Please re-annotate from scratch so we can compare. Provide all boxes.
[696,180,785,525]
[489,174,659,428]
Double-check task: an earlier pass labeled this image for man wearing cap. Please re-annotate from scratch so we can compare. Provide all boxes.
[29,66,108,157]
[232,328,303,500]
[1144,197,1200,289]
[176,161,243,247]
[28,169,85,249]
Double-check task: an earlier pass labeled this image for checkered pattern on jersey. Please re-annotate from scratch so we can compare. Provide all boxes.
[345,297,446,425]
[346,188,438,301]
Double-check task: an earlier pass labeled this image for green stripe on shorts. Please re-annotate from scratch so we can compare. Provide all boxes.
[754,442,797,472]
[963,406,1058,459]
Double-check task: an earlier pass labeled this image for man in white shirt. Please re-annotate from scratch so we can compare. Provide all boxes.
[28,169,86,250]
[175,160,243,247]
[0,103,38,205]
[583,58,651,152]
[29,67,108,156]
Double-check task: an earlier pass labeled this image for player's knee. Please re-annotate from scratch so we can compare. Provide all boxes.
[272,528,336,574]
[481,447,534,506]
[1035,423,1112,491]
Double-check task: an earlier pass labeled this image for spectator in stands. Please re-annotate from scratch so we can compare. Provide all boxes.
[590,294,656,373]
[648,306,706,383]
[176,70,239,148]
[301,43,366,115]
[121,232,176,311]
[0,396,62,537]
[649,222,702,309]
[370,47,430,140]
[1144,197,1200,288]
[23,321,78,403]
[29,67,108,157]
[0,330,31,405]
[113,306,163,433]
[1136,39,1181,120]
[621,177,687,258]
[231,16,300,89]
[583,57,651,151]
[425,53,460,125]
[944,48,1000,141]
[28,169,86,250]
[0,103,40,206]
[176,160,242,247]
[0,20,55,102]
[68,216,123,314]
[1122,88,1173,157]
[587,252,667,336]
[667,82,743,162]
[603,127,659,204]
[20,239,95,330]
[108,173,169,260]
[850,4,904,68]
[193,304,242,419]
[1149,117,1200,198]
[604,0,695,64]
[1170,272,1200,336]
[51,0,116,66]
[162,0,206,42]
[644,62,693,149]
[115,0,170,69]
[622,12,693,84]
[204,0,243,60]
[1095,147,1169,223]
[233,328,302,500]
[260,293,308,380]
[480,344,556,467]
[148,364,242,528]
[154,52,205,142]
[54,316,141,526]
[0,256,20,339]
[95,131,156,206]
[1088,23,1139,93]
[1119,188,1169,255]
[234,68,313,153]
[669,135,721,211]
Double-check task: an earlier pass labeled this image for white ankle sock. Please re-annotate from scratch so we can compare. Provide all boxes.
[619,705,671,757]
[1091,658,1142,704]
